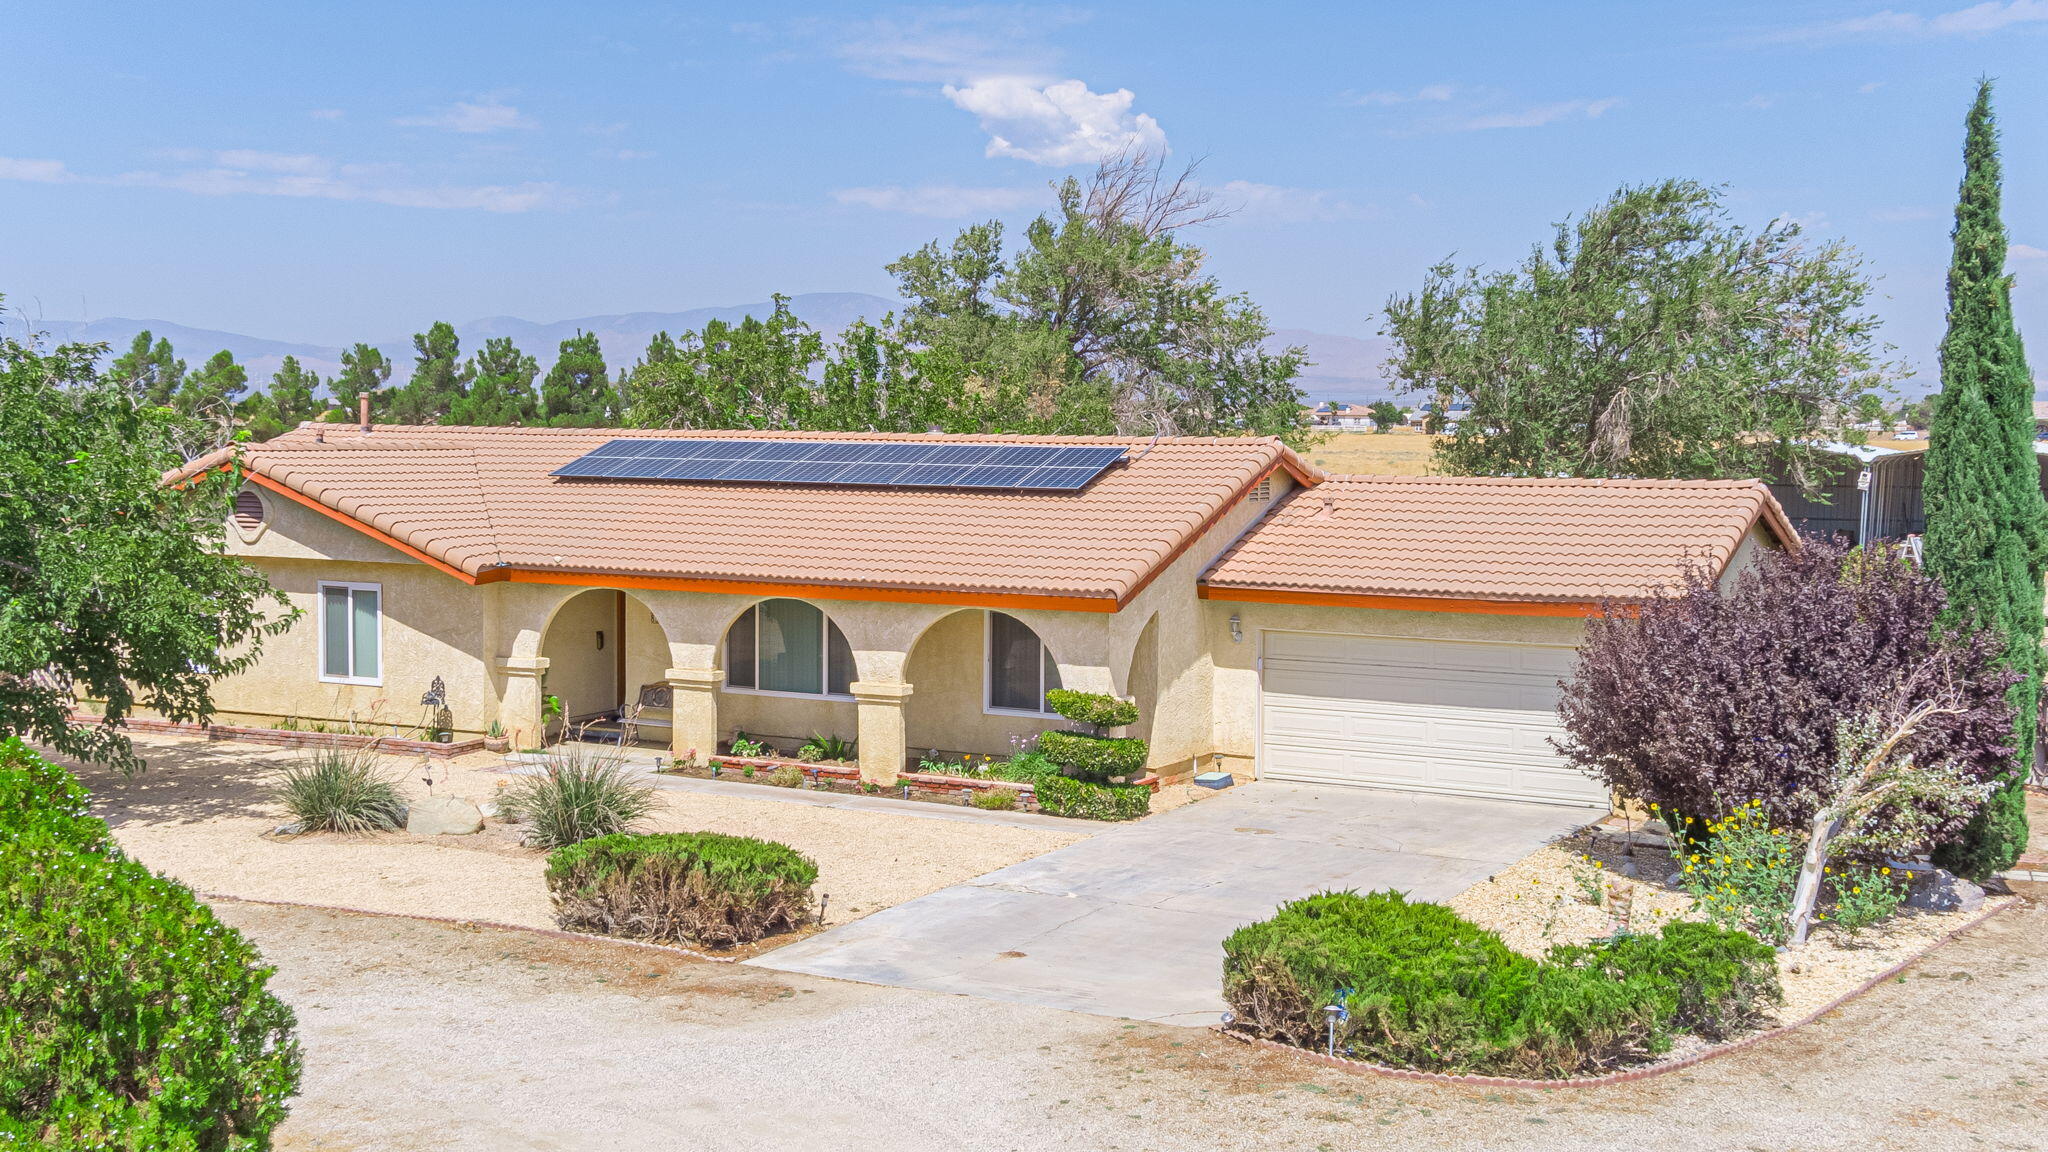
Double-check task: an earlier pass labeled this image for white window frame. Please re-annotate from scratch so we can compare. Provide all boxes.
[316,580,383,686]
[721,600,856,702]
[983,610,1062,718]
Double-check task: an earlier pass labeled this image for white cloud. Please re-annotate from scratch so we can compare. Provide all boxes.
[1769,0,2048,40]
[0,156,74,183]
[0,149,560,212]
[1344,84,1456,106]
[1870,205,1941,222]
[1858,81,1886,93]
[2013,243,2048,260]
[309,108,345,121]
[834,184,1042,217]
[1459,97,1621,131]
[606,148,656,161]
[942,76,1166,165]
[395,97,534,133]
[1743,94,1779,111]
[1217,181,1376,223]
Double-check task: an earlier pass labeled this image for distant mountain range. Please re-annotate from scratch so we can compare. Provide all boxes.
[1,291,1402,405]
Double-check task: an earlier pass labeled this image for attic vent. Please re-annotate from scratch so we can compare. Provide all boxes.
[232,489,266,530]
[1249,477,1272,503]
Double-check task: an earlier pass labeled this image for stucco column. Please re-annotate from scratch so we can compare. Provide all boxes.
[495,655,550,749]
[850,681,914,784]
[665,667,722,765]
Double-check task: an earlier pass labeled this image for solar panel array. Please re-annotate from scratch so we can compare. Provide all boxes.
[551,438,1128,492]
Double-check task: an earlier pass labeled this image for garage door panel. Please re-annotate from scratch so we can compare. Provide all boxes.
[1259,632,1605,808]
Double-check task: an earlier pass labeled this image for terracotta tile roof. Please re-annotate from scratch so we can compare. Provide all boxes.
[175,425,1317,604]
[1200,475,1795,604]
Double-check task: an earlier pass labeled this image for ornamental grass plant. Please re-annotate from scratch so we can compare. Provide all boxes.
[270,747,406,833]
[504,745,658,849]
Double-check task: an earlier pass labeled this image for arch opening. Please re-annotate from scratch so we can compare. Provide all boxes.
[536,588,673,746]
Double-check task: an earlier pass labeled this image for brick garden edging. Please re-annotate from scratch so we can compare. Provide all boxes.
[198,892,743,964]
[1215,895,2020,1090]
[74,713,485,758]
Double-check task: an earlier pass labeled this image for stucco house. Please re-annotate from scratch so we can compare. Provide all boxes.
[167,423,1793,809]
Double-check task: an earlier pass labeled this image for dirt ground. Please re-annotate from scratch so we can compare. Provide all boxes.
[233,891,2046,1152]
[64,733,1082,933]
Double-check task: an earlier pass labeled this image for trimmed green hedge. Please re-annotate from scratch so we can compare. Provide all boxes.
[0,738,302,1149]
[1033,773,1151,822]
[1221,889,1779,1078]
[546,831,819,949]
[1045,689,1140,730]
[1035,730,1149,781]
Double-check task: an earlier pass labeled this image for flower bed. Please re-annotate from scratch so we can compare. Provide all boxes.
[67,712,485,758]
[660,753,1043,808]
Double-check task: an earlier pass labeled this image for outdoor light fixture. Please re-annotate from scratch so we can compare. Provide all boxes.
[1228,614,1243,643]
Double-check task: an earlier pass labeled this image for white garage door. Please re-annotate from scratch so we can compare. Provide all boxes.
[1259,631,1606,807]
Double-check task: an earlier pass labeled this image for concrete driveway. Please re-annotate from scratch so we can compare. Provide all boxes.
[751,781,1591,1023]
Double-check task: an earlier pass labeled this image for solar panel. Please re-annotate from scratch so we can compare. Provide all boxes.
[550,439,1127,492]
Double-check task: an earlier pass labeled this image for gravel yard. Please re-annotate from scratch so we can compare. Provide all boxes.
[61,733,1084,935]
[1449,839,2016,1026]
[227,893,2047,1152]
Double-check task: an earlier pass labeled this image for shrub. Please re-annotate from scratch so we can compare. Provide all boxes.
[1821,866,1910,935]
[1036,730,1149,782]
[270,748,405,833]
[1222,889,1779,1078]
[1551,922,1780,1041]
[545,831,818,948]
[504,746,658,849]
[1557,539,2016,857]
[970,788,1018,811]
[727,732,769,758]
[0,739,301,1148]
[796,733,855,762]
[1045,688,1140,731]
[1673,802,1800,946]
[1034,773,1150,821]
[766,765,804,789]
[1038,690,1151,783]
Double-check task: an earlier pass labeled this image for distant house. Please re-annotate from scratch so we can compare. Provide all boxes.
[1765,440,2048,544]
[2033,400,2048,436]
[1331,404,1375,430]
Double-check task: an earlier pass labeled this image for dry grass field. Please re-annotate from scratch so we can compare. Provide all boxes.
[1299,429,1444,476]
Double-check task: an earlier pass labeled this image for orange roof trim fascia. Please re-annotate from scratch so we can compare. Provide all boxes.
[488,567,1119,613]
[1196,584,1609,618]
[235,468,483,586]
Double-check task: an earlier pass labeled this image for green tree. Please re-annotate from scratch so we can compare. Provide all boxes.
[177,349,247,412]
[540,330,616,426]
[105,330,184,406]
[331,342,392,419]
[236,355,324,442]
[0,314,295,774]
[1924,82,2043,880]
[1853,393,1891,427]
[889,152,1308,442]
[625,300,823,429]
[448,337,539,425]
[389,322,472,424]
[1366,400,1405,432]
[1381,179,1898,486]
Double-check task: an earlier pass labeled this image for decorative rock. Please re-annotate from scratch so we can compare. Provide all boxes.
[1896,863,1984,914]
[269,821,305,837]
[476,799,502,820]
[405,796,484,836]
[1193,771,1235,790]
[1666,872,1685,888]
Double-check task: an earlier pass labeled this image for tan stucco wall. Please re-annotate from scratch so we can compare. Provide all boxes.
[542,590,619,723]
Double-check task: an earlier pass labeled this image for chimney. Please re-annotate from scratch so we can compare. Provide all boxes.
[359,394,372,433]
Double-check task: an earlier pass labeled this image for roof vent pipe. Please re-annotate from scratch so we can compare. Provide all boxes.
[359,394,371,433]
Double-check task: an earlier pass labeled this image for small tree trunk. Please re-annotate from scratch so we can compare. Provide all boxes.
[1787,808,1842,947]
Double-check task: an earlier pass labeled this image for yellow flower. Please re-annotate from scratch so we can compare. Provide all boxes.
[1880,866,1891,875]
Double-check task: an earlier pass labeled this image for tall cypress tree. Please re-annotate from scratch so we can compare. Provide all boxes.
[1925,81,2042,880]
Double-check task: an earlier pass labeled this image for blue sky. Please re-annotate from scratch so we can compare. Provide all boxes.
[1,1,2044,389]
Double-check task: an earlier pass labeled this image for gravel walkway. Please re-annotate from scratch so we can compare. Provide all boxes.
[233,893,2045,1152]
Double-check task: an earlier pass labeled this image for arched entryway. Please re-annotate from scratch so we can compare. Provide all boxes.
[537,588,673,745]
[902,608,1065,762]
